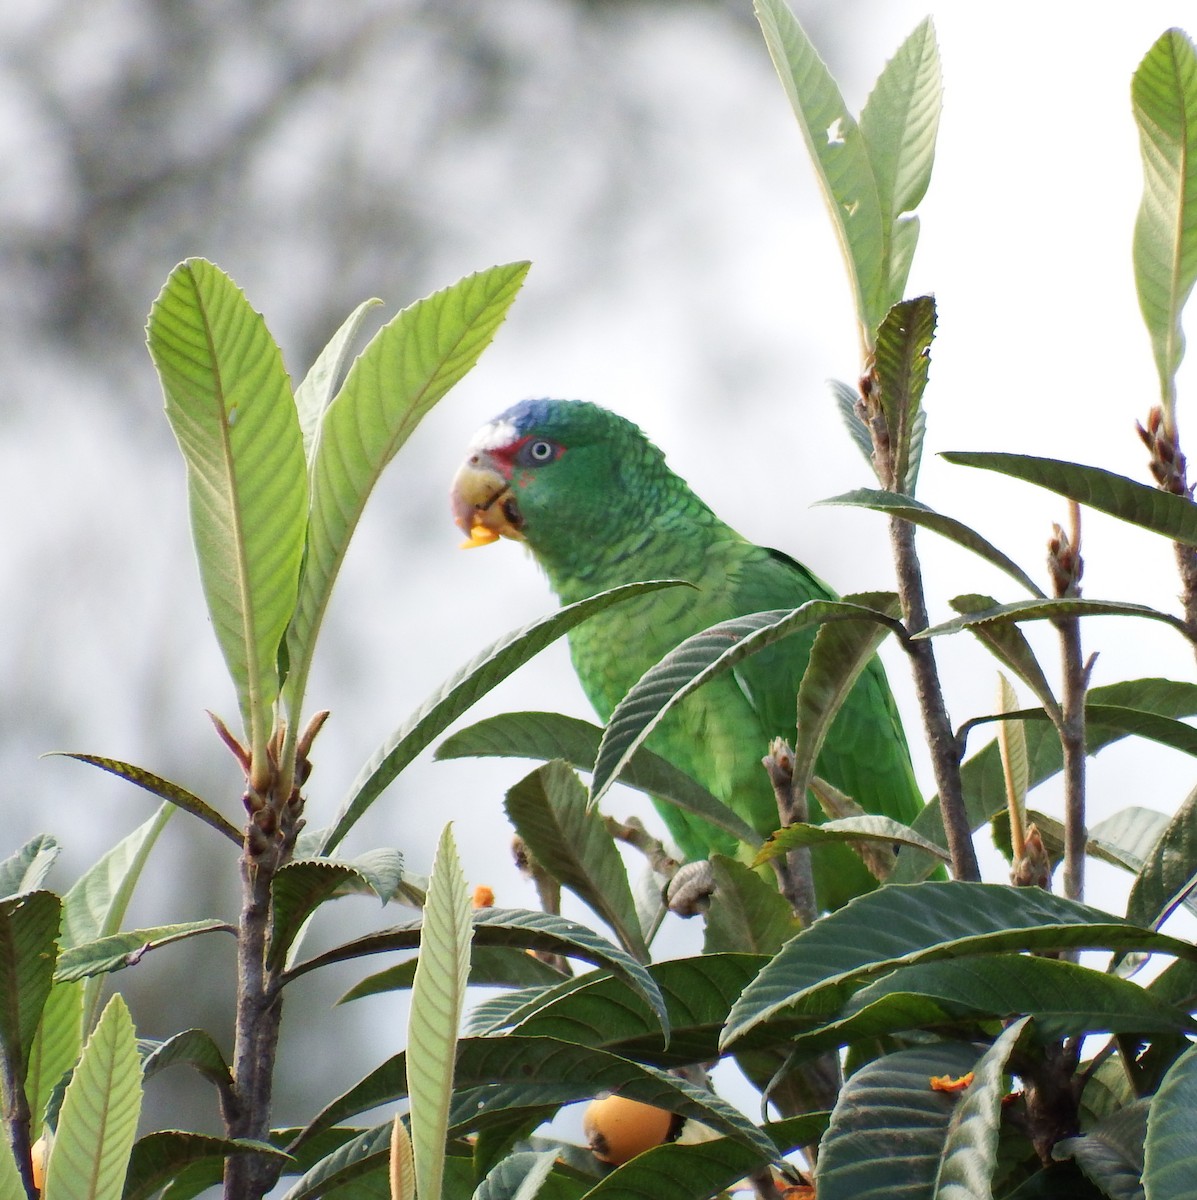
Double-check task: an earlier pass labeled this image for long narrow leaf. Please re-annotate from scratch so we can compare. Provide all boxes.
[43,994,141,1200]
[321,580,687,854]
[873,296,935,493]
[917,596,1190,641]
[817,489,1045,596]
[148,258,307,764]
[941,452,1197,547]
[1127,782,1197,929]
[0,892,61,1092]
[1132,29,1197,412]
[436,711,758,846]
[409,826,472,1200]
[591,600,903,809]
[283,262,530,737]
[754,0,887,335]
[25,981,82,1140]
[54,921,233,982]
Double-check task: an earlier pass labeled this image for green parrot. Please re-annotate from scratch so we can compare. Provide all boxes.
[450,398,922,909]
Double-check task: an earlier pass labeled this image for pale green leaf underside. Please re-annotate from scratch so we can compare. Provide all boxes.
[1145,1040,1197,1198]
[148,258,308,751]
[284,262,530,729]
[408,826,472,1200]
[44,994,142,1200]
[1132,29,1197,408]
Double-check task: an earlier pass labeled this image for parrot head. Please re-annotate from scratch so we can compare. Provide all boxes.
[450,399,677,572]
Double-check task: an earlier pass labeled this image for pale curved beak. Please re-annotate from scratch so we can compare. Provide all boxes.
[450,454,526,547]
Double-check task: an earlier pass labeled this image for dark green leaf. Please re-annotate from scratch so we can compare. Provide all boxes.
[703,856,799,957]
[1128,782,1197,930]
[54,921,233,982]
[1054,1101,1147,1200]
[0,891,61,1086]
[124,1133,286,1200]
[873,296,935,493]
[757,816,950,867]
[829,379,875,465]
[436,711,758,846]
[941,452,1197,548]
[818,489,1044,597]
[279,1122,391,1200]
[339,945,566,1003]
[321,580,690,854]
[140,1028,232,1091]
[505,762,648,961]
[1145,1041,1197,1197]
[268,861,388,971]
[918,596,1189,641]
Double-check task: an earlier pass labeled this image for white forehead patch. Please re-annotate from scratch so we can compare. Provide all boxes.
[468,418,519,453]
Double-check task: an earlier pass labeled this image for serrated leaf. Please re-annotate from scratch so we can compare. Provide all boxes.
[26,981,82,1139]
[48,755,240,845]
[295,297,384,463]
[817,489,1045,597]
[283,262,530,737]
[147,258,307,761]
[756,815,950,866]
[722,881,1196,1045]
[815,1042,981,1200]
[860,16,940,257]
[918,596,1189,641]
[44,994,141,1200]
[0,891,61,1090]
[436,711,758,846]
[1132,29,1197,412]
[591,600,903,809]
[703,856,799,957]
[1145,1041,1197,1198]
[123,1133,286,1200]
[934,1018,1027,1199]
[1054,1102,1148,1200]
[140,1028,232,1091]
[949,595,1060,720]
[0,836,59,899]
[281,1123,392,1200]
[505,762,648,961]
[268,861,383,971]
[789,591,902,807]
[390,1115,414,1200]
[754,0,888,336]
[873,296,936,493]
[54,921,232,982]
[409,826,473,1200]
[320,580,688,855]
[941,452,1197,547]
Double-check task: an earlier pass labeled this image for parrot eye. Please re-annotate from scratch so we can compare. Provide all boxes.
[515,437,562,466]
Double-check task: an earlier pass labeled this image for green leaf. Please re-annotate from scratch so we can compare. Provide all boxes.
[722,881,1197,1045]
[44,994,141,1200]
[948,595,1060,720]
[320,580,688,854]
[1132,29,1197,413]
[1128,782,1197,929]
[934,1019,1027,1199]
[817,489,1045,597]
[918,596,1190,641]
[941,452,1197,548]
[703,857,799,957]
[1145,1041,1197,1198]
[294,297,384,463]
[436,711,758,847]
[1054,1102,1148,1200]
[280,1123,392,1200]
[26,981,82,1139]
[815,1042,981,1200]
[757,815,951,865]
[268,860,387,971]
[49,755,240,845]
[474,1149,559,1200]
[60,806,173,1033]
[753,0,887,336]
[997,674,1029,840]
[283,262,530,737]
[0,1137,25,1200]
[830,379,875,465]
[140,1028,233,1091]
[790,591,902,806]
[339,945,566,1004]
[54,921,232,983]
[0,891,61,1091]
[591,600,903,809]
[123,1134,286,1200]
[0,836,60,899]
[873,296,935,493]
[1091,807,1174,876]
[859,18,941,293]
[505,762,649,962]
[147,258,307,764]
[409,826,473,1200]
[285,907,664,1029]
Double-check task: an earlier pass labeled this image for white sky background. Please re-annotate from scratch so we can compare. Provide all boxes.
[3,0,1197,1137]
